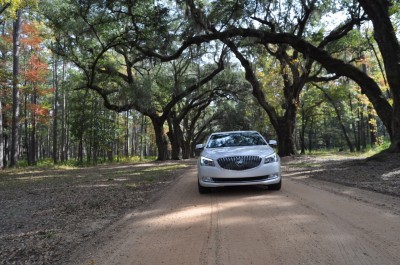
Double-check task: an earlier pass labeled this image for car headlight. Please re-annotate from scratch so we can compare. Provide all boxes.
[264,153,279,164]
[200,156,215,167]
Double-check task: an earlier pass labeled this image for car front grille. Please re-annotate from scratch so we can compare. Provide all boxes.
[217,156,262,170]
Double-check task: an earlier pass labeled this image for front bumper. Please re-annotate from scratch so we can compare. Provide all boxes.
[198,162,281,188]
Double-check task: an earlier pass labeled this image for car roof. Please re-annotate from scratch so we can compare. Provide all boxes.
[209,131,260,136]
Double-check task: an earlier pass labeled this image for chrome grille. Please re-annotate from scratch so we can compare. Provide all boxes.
[217,156,261,170]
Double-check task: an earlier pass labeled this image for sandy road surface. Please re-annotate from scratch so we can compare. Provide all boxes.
[72,166,400,265]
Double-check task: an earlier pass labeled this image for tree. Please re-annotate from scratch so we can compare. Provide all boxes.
[357,0,400,152]
[0,98,3,168]
[0,19,9,169]
[40,0,400,160]
[315,84,355,152]
[179,0,371,156]
[152,2,397,153]
[0,1,36,17]
[299,86,325,154]
[10,9,21,167]
[19,21,51,165]
[43,0,228,160]
[165,59,244,159]
[52,53,59,164]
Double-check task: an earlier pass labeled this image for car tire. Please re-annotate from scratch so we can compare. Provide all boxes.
[198,180,211,194]
[269,180,282,191]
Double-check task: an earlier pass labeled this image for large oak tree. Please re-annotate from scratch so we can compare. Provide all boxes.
[155,0,399,153]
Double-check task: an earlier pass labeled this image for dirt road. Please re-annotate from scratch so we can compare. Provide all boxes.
[72,166,400,265]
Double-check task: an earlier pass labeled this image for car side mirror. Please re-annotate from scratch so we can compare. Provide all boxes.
[195,144,204,150]
[268,140,277,147]
[195,144,204,156]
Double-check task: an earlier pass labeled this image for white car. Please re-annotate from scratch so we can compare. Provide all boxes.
[196,131,281,193]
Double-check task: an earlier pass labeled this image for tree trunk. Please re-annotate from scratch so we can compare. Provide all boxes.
[29,91,37,165]
[10,10,22,167]
[390,103,400,152]
[78,137,83,164]
[180,117,190,159]
[61,58,67,162]
[360,105,367,150]
[308,116,314,153]
[276,116,297,157]
[53,54,59,164]
[0,100,3,169]
[140,115,145,160]
[125,111,129,157]
[181,140,191,159]
[3,131,8,167]
[24,93,30,165]
[166,114,182,160]
[150,116,169,161]
[368,104,378,147]
[300,104,307,155]
[166,130,179,160]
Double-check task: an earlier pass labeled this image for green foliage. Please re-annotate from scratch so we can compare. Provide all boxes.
[11,0,393,164]
[327,28,369,57]
[0,0,37,18]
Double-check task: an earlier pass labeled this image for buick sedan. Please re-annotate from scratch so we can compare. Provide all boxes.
[196,131,281,194]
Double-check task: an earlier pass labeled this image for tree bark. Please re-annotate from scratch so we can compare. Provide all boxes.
[10,10,22,167]
[0,100,3,169]
[300,104,307,155]
[29,91,37,165]
[368,104,378,147]
[275,107,297,157]
[125,111,129,157]
[308,116,315,153]
[181,117,191,159]
[78,137,83,165]
[167,114,181,160]
[53,54,59,164]
[61,58,67,161]
[150,116,169,161]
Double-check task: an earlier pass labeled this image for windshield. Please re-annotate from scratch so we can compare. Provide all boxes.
[206,132,267,148]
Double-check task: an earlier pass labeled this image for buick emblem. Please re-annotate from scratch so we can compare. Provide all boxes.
[235,157,244,166]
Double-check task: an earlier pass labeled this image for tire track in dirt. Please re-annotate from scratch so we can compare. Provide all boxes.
[70,166,400,265]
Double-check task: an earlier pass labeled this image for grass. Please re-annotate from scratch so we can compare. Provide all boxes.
[306,140,391,159]
[13,156,159,170]
[0,159,192,189]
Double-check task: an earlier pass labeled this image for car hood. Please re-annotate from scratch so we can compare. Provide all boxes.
[201,145,275,160]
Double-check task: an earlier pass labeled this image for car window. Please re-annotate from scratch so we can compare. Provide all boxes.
[206,132,267,148]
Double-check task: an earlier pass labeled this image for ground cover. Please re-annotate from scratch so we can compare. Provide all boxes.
[1,154,399,264]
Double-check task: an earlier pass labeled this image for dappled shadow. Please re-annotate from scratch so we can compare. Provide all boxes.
[0,159,196,264]
[282,154,400,197]
[109,173,394,265]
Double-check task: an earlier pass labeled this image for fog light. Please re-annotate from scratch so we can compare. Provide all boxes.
[202,177,213,182]
[270,174,279,179]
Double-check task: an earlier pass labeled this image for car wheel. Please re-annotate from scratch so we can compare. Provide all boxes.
[269,180,282,191]
[198,180,211,194]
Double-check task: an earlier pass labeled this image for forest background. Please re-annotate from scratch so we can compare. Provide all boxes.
[1,0,399,168]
